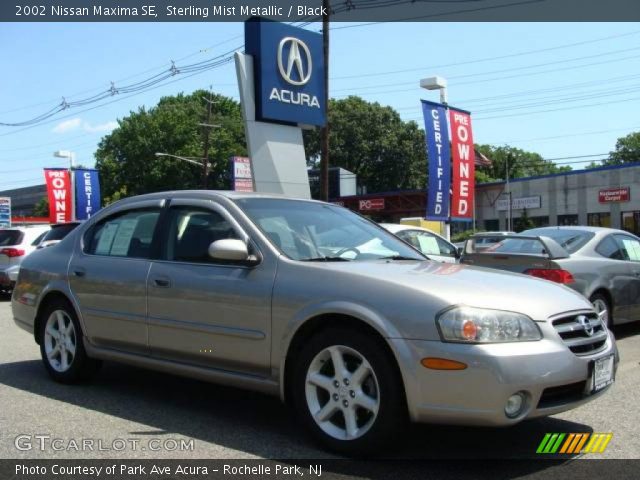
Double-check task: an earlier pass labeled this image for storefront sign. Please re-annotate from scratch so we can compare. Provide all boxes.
[599,187,629,203]
[231,156,254,192]
[449,107,475,221]
[0,197,11,228]
[74,169,101,220]
[359,198,385,211]
[245,19,325,126]
[44,168,73,223]
[496,195,541,211]
[421,100,451,222]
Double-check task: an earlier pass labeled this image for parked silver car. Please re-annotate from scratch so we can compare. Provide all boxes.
[461,226,640,328]
[381,223,460,263]
[12,192,617,454]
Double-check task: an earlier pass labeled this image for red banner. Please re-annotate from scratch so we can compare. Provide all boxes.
[449,108,475,220]
[44,169,72,224]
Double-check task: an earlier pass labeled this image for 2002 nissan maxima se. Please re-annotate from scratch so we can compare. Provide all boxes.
[12,191,617,454]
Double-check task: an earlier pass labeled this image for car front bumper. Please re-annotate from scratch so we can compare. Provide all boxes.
[389,324,617,427]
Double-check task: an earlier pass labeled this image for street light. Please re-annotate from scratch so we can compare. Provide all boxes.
[53,150,75,168]
[154,152,208,168]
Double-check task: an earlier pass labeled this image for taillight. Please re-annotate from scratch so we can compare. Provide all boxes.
[0,248,25,258]
[525,268,575,284]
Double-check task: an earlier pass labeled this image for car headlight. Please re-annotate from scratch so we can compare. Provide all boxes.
[437,306,542,343]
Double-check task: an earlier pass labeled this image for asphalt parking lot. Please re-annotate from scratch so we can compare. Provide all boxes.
[1,296,639,462]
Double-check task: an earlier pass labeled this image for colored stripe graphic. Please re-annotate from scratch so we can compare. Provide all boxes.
[538,433,613,454]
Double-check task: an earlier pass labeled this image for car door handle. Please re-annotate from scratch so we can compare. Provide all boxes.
[153,277,171,288]
[72,268,86,277]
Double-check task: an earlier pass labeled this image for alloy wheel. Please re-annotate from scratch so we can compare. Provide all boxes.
[305,345,380,441]
[44,310,76,372]
[592,298,609,327]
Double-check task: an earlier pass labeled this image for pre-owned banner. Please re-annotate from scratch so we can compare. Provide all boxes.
[421,100,451,221]
[44,168,72,224]
[449,107,475,221]
[74,169,101,220]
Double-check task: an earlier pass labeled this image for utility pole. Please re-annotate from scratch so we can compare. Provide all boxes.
[320,0,330,201]
[199,89,220,189]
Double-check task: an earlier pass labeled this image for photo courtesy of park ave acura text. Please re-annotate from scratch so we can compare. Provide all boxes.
[1,1,640,478]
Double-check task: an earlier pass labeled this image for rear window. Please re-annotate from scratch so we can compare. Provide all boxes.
[42,223,79,242]
[0,230,24,246]
[520,229,595,253]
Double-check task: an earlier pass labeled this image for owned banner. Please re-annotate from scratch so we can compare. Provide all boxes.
[421,100,451,221]
[74,168,101,220]
[44,168,72,223]
[449,107,475,221]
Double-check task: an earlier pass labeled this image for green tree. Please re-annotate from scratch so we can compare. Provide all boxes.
[514,207,535,232]
[303,96,426,194]
[33,197,49,217]
[605,131,640,165]
[474,145,572,183]
[95,90,247,203]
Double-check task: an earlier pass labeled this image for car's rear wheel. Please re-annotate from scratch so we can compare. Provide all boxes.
[39,299,100,383]
[291,327,406,455]
[590,293,611,328]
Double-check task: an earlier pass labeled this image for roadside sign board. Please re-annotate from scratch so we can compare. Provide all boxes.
[359,198,385,211]
[0,197,10,228]
[231,156,254,192]
[599,187,629,203]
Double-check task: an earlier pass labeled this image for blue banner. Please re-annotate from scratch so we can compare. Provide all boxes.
[74,169,101,220]
[422,100,451,221]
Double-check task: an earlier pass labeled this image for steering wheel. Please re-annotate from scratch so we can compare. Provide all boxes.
[334,247,361,258]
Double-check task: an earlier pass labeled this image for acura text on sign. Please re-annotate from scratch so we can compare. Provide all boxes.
[449,108,475,221]
[599,187,630,203]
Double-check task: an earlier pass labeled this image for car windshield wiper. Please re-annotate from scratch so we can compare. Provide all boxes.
[379,255,422,261]
[301,256,352,262]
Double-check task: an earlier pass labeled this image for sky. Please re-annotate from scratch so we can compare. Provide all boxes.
[1,21,639,192]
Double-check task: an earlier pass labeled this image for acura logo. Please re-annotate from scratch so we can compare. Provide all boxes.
[577,315,595,336]
[277,37,312,86]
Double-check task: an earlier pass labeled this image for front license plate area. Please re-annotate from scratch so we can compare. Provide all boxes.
[591,354,615,393]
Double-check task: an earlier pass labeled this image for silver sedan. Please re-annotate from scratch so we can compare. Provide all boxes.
[461,226,640,328]
[11,192,617,454]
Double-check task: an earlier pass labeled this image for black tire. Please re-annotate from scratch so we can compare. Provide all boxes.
[38,298,101,383]
[590,292,612,329]
[291,327,407,456]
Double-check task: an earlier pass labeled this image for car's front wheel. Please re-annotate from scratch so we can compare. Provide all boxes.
[39,299,100,383]
[291,327,406,455]
[590,293,611,329]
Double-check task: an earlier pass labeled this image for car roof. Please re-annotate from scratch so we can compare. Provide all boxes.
[380,223,449,240]
[113,190,326,205]
[524,226,628,235]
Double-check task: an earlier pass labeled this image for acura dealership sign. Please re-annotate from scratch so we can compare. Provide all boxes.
[245,18,325,126]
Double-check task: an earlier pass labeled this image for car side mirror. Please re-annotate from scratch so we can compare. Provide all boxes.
[456,247,463,257]
[208,239,251,262]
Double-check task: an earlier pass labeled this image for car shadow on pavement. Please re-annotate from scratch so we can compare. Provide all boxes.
[0,359,591,466]
[612,322,640,340]
[0,292,11,302]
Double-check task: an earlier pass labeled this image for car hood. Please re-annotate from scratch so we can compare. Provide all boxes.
[312,259,592,321]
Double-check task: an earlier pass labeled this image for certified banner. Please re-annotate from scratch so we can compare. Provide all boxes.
[44,168,73,224]
[74,169,101,220]
[421,100,451,221]
[448,107,475,221]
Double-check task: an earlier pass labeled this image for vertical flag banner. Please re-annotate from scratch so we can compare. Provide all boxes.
[0,197,11,228]
[231,156,254,192]
[74,169,101,220]
[44,169,72,224]
[449,107,476,221]
[421,100,451,221]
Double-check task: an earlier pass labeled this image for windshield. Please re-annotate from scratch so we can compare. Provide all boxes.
[0,230,23,246]
[522,228,595,253]
[234,198,425,262]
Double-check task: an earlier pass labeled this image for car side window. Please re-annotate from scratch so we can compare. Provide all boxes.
[396,231,420,250]
[31,231,48,246]
[614,234,640,262]
[85,208,161,259]
[163,206,240,264]
[596,235,626,260]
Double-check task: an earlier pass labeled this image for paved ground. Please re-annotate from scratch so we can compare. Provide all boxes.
[0,296,638,461]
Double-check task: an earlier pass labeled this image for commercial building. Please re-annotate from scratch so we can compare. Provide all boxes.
[334,162,640,236]
[0,184,47,217]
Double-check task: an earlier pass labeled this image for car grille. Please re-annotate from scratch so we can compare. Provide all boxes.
[538,381,587,409]
[552,313,607,356]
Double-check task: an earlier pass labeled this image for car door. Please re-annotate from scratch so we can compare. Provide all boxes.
[68,200,163,354]
[612,233,640,320]
[396,229,458,263]
[146,198,274,377]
